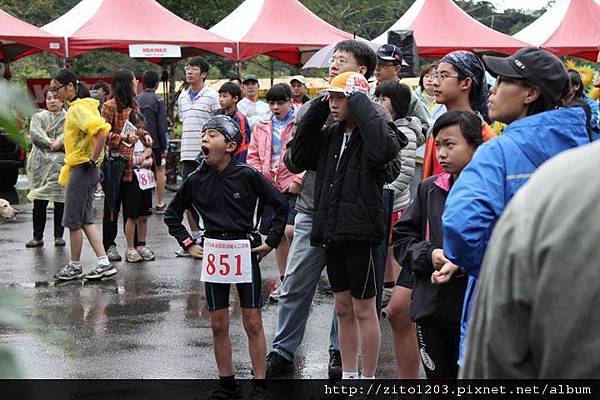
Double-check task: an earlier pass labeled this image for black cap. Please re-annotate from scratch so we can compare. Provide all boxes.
[376,44,403,63]
[202,115,243,147]
[242,74,259,85]
[483,48,569,103]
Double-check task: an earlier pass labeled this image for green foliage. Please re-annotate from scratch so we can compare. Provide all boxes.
[0,81,36,147]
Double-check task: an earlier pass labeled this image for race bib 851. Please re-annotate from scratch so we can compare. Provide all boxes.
[200,238,253,284]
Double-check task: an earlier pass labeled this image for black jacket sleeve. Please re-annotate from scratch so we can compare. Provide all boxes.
[288,97,330,172]
[255,172,288,249]
[350,93,405,165]
[164,179,195,249]
[392,182,437,275]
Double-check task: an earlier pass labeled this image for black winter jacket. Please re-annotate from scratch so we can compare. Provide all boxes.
[392,173,467,324]
[291,93,404,245]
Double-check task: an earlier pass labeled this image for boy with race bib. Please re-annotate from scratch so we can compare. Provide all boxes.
[165,115,287,399]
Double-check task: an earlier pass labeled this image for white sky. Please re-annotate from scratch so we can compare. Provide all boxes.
[485,0,551,12]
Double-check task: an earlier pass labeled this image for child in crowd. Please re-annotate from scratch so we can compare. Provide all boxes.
[247,83,303,302]
[122,112,156,263]
[374,80,422,377]
[165,115,287,399]
[291,72,404,379]
[214,82,251,162]
[393,110,482,379]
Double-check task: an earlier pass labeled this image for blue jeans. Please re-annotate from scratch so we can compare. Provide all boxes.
[272,211,339,361]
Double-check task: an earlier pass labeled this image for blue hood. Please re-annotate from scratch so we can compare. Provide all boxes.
[503,107,589,168]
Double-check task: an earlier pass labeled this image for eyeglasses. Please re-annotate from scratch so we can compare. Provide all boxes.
[329,56,350,66]
[47,84,65,93]
[184,66,202,72]
[431,74,460,82]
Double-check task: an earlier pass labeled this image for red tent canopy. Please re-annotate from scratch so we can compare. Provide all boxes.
[209,0,354,65]
[374,0,530,57]
[0,9,63,62]
[42,0,235,59]
[514,0,600,61]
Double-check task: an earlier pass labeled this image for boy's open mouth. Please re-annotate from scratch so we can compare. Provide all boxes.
[201,146,210,156]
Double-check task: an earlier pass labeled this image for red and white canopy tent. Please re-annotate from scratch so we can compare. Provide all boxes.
[514,0,600,61]
[41,0,235,60]
[373,0,530,56]
[0,8,63,63]
[209,0,354,66]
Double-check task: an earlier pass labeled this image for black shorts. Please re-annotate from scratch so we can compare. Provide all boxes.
[396,266,414,289]
[259,193,296,235]
[121,175,152,219]
[181,160,198,181]
[325,240,377,299]
[153,148,164,168]
[204,254,262,311]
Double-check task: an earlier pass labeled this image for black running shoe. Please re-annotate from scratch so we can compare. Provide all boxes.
[205,385,242,400]
[265,351,294,378]
[328,350,342,380]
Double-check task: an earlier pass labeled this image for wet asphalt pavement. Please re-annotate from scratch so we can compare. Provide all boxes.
[0,182,398,379]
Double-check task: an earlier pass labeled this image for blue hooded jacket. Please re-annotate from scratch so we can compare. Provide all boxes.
[441,107,589,364]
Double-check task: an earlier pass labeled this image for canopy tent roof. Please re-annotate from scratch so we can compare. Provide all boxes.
[373,0,530,57]
[0,9,63,62]
[209,0,353,66]
[514,0,600,61]
[42,0,235,59]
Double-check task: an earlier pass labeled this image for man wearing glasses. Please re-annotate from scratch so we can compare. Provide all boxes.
[372,44,429,130]
[175,57,220,256]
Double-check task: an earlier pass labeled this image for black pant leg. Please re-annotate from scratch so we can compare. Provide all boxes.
[416,319,460,379]
[54,202,65,239]
[32,200,48,240]
[102,194,120,250]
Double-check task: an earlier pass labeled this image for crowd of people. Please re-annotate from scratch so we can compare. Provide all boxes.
[22,38,600,397]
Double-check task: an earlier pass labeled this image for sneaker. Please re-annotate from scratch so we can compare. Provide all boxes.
[265,351,294,378]
[175,248,191,257]
[328,350,342,380]
[206,385,242,400]
[381,287,393,308]
[54,238,66,247]
[84,264,117,280]
[125,249,143,263]
[25,239,44,248]
[94,190,104,198]
[106,245,122,262]
[155,203,166,214]
[250,386,270,400]
[269,279,282,302]
[137,247,156,261]
[54,264,83,281]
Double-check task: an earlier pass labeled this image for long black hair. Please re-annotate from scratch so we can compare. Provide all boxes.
[53,68,90,100]
[111,69,136,112]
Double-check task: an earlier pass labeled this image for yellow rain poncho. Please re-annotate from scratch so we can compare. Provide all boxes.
[58,98,111,186]
[27,109,66,202]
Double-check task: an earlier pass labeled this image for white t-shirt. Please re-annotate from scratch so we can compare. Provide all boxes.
[237,97,270,130]
[177,85,220,161]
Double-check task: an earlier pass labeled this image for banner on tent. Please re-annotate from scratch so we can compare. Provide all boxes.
[129,44,181,58]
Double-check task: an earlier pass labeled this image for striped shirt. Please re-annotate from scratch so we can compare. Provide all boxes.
[177,85,220,161]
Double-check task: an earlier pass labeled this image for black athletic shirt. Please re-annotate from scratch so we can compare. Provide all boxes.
[164,159,288,250]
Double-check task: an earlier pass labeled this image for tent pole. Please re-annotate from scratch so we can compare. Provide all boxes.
[236,42,242,77]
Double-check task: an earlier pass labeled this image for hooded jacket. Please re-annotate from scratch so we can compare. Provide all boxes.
[441,107,590,364]
[291,93,403,245]
[386,117,421,212]
[393,172,467,323]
